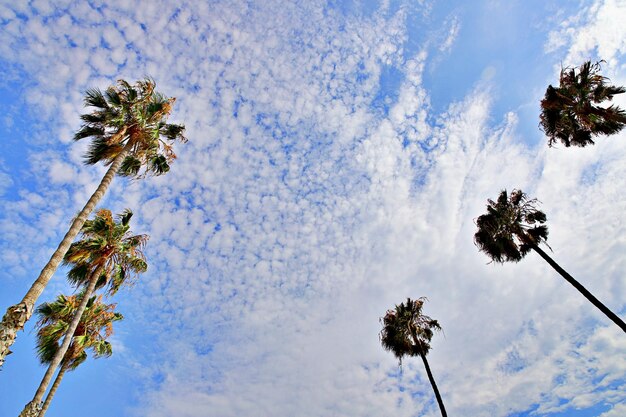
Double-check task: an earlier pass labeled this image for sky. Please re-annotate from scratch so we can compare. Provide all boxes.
[1,0,626,416]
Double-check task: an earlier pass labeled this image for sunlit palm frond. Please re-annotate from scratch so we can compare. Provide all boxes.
[63,209,148,294]
[35,294,122,371]
[75,78,186,175]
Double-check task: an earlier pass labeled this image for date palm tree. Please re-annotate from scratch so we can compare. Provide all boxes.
[1,78,185,367]
[33,293,122,417]
[474,189,626,332]
[380,297,447,417]
[540,60,626,147]
[20,208,146,417]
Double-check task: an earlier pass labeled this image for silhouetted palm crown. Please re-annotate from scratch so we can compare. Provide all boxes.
[35,293,121,370]
[380,297,441,363]
[63,209,148,295]
[75,78,186,176]
[540,61,626,147]
[474,190,548,263]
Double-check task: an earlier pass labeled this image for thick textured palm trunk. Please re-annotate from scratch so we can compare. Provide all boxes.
[20,268,102,417]
[419,352,448,417]
[0,133,129,369]
[16,402,40,417]
[39,363,68,417]
[531,244,626,333]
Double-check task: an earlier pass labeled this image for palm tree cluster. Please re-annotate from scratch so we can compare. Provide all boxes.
[2,61,625,417]
[378,61,625,417]
[0,78,186,417]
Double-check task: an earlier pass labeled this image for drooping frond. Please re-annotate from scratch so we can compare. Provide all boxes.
[83,88,108,109]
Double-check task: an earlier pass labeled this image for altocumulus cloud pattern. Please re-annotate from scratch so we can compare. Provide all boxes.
[1,1,625,417]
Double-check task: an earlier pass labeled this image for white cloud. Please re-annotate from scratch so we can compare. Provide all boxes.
[1,1,625,417]
[546,0,626,68]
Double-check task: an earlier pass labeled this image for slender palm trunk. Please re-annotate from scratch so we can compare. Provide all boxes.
[531,243,626,333]
[408,329,448,417]
[418,352,448,417]
[39,363,68,417]
[0,133,129,368]
[20,267,102,417]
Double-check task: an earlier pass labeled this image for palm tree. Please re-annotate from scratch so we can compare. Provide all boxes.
[0,78,184,367]
[20,208,146,417]
[380,297,447,417]
[33,293,122,417]
[540,60,626,147]
[474,189,626,333]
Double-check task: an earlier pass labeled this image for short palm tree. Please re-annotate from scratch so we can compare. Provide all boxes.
[540,60,626,147]
[474,189,626,332]
[1,78,184,367]
[20,208,146,417]
[380,297,447,417]
[33,293,122,417]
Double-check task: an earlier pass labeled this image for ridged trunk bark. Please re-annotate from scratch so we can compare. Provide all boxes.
[39,363,68,417]
[0,133,129,369]
[531,243,626,333]
[16,402,40,417]
[20,268,102,417]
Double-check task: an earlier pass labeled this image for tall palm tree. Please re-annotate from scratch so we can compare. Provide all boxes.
[540,60,626,147]
[20,209,146,417]
[0,78,185,367]
[474,189,626,332]
[34,293,122,417]
[380,297,447,417]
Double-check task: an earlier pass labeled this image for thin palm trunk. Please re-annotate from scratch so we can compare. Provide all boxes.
[409,329,447,417]
[531,243,626,333]
[39,363,68,417]
[20,266,102,417]
[0,133,129,368]
[419,352,447,417]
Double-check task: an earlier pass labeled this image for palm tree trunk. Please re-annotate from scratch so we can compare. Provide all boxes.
[531,243,626,333]
[19,267,103,417]
[39,363,69,417]
[419,352,448,417]
[0,132,129,368]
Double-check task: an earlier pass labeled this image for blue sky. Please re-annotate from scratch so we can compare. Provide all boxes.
[1,0,626,416]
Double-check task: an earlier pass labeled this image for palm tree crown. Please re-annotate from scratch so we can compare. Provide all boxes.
[34,293,121,416]
[474,189,626,333]
[63,208,148,295]
[474,189,548,263]
[380,297,447,417]
[35,293,122,370]
[75,78,187,176]
[380,297,441,363]
[540,60,626,147]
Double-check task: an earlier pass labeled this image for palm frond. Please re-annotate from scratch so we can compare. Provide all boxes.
[84,88,108,109]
